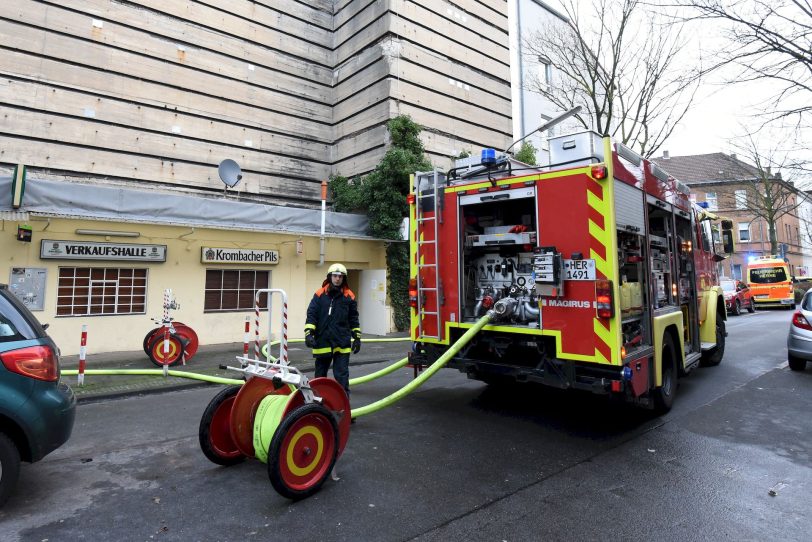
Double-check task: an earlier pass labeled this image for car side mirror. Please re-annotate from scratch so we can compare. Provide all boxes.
[42,323,49,331]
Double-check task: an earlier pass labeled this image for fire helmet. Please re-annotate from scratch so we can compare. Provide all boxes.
[327,263,347,276]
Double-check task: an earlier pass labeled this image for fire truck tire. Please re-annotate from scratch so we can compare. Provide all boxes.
[199,386,245,466]
[267,403,338,500]
[700,315,725,367]
[653,335,677,413]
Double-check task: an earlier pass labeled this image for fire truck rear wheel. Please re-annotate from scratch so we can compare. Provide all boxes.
[653,334,677,413]
[700,315,725,367]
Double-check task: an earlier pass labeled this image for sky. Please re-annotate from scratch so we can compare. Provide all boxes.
[543,0,810,176]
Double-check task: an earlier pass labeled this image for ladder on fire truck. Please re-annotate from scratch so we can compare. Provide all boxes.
[414,171,442,339]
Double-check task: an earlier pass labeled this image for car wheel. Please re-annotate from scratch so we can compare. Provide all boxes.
[747,299,755,313]
[0,432,21,508]
[733,300,741,316]
[788,355,807,372]
[701,314,725,367]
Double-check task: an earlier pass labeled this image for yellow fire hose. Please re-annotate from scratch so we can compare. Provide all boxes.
[60,313,490,415]
[350,311,492,418]
[61,336,411,384]
[61,368,244,386]
[62,357,409,387]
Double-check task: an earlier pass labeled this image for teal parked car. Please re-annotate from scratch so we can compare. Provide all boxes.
[0,284,75,507]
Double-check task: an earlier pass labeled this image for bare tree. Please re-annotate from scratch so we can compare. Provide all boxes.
[523,0,699,158]
[731,132,802,255]
[675,0,812,127]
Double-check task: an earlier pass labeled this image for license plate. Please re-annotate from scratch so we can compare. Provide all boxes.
[564,259,596,280]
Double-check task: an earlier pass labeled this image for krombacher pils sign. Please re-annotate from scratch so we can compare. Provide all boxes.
[201,247,279,265]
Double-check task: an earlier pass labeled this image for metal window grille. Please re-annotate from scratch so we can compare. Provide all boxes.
[56,267,147,316]
[204,269,270,312]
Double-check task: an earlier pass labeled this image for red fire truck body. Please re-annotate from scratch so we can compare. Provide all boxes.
[408,132,730,411]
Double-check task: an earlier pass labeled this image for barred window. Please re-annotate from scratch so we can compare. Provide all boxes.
[204,269,269,312]
[57,267,147,316]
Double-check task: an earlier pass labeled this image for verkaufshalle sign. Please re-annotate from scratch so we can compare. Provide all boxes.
[40,240,167,262]
[201,247,279,265]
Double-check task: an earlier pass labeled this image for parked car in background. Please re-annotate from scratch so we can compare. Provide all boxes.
[720,278,755,315]
[0,284,76,507]
[788,289,812,372]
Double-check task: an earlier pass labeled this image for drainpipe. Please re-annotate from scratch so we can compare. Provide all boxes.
[318,180,327,266]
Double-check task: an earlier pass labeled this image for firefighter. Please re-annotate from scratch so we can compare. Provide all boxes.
[304,263,361,398]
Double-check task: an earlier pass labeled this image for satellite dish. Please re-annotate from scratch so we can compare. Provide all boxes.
[218,159,242,188]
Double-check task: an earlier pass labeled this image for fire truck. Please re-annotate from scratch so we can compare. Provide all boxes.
[407,131,734,412]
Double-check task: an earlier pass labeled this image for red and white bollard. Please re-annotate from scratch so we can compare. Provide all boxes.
[163,289,171,377]
[243,316,250,355]
[78,324,88,386]
[254,298,262,361]
[280,299,288,365]
[252,289,289,366]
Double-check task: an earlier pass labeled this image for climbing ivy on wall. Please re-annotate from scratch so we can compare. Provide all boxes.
[330,115,431,330]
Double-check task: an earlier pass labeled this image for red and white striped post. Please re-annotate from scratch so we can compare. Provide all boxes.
[254,295,261,361]
[78,324,88,386]
[162,289,170,377]
[280,296,288,366]
[243,316,250,356]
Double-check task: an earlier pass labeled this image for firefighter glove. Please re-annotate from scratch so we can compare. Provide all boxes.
[304,331,317,349]
[352,337,361,354]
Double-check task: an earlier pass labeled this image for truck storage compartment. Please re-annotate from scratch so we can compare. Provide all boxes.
[459,187,539,327]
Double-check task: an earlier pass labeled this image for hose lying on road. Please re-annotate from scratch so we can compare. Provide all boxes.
[60,318,487,403]
[260,336,409,359]
[350,311,493,418]
[61,368,244,386]
[61,356,411,388]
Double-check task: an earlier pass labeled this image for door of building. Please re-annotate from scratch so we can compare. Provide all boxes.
[357,269,389,336]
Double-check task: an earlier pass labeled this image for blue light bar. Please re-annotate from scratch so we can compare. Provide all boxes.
[697,201,709,209]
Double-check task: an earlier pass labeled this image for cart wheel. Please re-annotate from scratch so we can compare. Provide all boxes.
[173,324,199,360]
[267,403,338,500]
[142,329,158,355]
[148,333,184,367]
[199,386,245,466]
[309,377,351,457]
[229,376,303,458]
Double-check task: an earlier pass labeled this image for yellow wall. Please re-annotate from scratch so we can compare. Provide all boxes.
[1,217,386,355]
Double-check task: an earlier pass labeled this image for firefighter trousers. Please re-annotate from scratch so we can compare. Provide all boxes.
[314,351,350,397]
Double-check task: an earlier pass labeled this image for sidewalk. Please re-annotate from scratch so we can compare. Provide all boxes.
[60,333,412,402]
